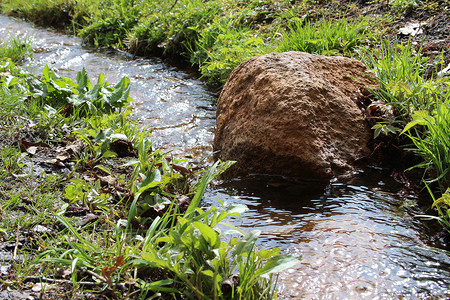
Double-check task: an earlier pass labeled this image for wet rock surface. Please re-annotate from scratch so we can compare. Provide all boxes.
[214,51,377,180]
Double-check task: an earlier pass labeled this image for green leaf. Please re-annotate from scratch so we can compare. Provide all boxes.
[138,169,162,193]
[193,221,219,247]
[185,160,234,218]
[226,204,248,217]
[258,248,281,260]
[254,255,301,279]
[201,269,215,277]
[401,110,430,134]
[102,150,118,158]
[140,278,179,293]
[76,67,92,93]
[232,230,260,256]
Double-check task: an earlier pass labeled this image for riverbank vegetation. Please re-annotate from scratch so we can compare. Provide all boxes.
[0,0,449,295]
[0,39,299,298]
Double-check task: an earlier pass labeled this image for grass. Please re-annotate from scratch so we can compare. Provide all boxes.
[0,35,33,63]
[0,0,382,84]
[277,15,374,56]
[357,39,450,229]
[0,38,300,298]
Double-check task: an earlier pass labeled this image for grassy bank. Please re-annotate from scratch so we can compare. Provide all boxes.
[0,0,384,83]
[0,0,449,268]
[0,37,299,298]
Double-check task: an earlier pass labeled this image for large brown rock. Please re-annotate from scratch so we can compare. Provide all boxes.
[213,51,376,180]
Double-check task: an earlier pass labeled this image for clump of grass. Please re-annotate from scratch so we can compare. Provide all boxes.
[0,0,90,28]
[0,36,33,63]
[277,15,374,56]
[360,40,450,230]
[401,103,450,190]
[358,41,447,121]
[190,16,269,83]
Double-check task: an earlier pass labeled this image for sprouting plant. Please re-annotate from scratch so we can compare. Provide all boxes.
[358,41,450,124]
[278,15,373,56]
[0,146,25,175]
[190,16,268,83]
[64,177,111,212]
[28,66,132,116]
[389,0,422,10]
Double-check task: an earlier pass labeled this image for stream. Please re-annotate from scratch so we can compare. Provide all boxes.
[1,16,450,299]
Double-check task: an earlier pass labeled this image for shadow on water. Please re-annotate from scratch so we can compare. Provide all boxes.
[1,15,450,299]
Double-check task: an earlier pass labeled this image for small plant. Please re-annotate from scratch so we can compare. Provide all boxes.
[28,66,132,116]
[0,146,25,175]
[389,0,422,10]
[191,16,268,83]
[64,177,111,212]
[401,103,450,191]
[129,199,300,299]
[358,41,449,122]
[432,189,450,229]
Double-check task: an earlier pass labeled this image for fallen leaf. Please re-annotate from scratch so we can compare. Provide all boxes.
[44,159,58,164]
[98,175,116,186]
[173,164,191,176]
[26,146,38,155]
[21,138,50,153]
[102,255,125,286]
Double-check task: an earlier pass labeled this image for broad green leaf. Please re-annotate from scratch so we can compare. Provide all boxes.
[193,221,219,247]
[232,230,260,256]
[226,204,248,216]
[201,269,215,277]
[258,248,281,260]
[138,169,162,193]
[102,150,117,158]
[254,255,301,278]
[401,118,427,134]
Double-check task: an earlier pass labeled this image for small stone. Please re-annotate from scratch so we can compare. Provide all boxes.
[33,225,50,233]
[398,22,427,36]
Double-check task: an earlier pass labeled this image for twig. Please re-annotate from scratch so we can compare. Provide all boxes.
[23,276,131,292]
[23,276,103,288]
[85,269,108,283]
[13,223,19,260]
[168,0,178,11]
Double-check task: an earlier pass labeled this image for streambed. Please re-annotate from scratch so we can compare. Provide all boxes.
[1,16,449,299]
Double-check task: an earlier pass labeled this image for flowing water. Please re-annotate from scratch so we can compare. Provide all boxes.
[1,16,450,299]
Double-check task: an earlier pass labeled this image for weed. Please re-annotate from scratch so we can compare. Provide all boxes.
[128,199,299,299]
